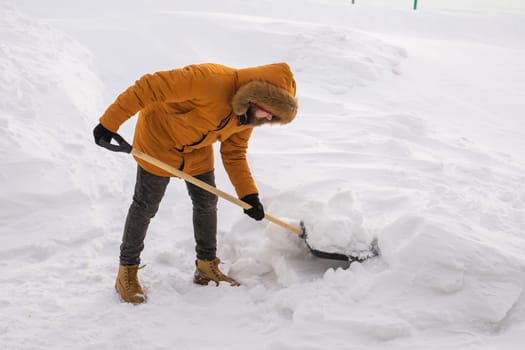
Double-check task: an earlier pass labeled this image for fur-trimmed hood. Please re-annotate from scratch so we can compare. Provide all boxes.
[232,63,298,125]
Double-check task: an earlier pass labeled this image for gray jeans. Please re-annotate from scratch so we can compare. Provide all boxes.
[120,166,218,265]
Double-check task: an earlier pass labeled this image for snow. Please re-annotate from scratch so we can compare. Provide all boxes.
[2,0,525,349]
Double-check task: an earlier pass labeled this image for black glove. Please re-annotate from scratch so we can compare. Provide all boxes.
[241,194,265,221]
[93,123,114,146]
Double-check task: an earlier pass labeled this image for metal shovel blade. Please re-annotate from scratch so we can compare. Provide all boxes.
[299,222,380,263]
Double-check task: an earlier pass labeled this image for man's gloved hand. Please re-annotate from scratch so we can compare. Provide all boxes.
[241,194,265,221]
[93,123,114,146]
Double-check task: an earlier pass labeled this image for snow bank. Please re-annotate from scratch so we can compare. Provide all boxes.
[0,5,129,250]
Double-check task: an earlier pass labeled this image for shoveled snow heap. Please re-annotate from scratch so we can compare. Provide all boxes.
[301,190,374,256]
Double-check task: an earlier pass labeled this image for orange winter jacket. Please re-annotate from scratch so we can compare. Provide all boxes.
[99,63,297,198]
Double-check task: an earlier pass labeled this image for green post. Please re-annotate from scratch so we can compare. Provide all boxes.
[413,0,418,10]
[352,0,355,4]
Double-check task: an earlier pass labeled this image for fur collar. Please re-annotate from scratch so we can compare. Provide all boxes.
[231,80,298,126]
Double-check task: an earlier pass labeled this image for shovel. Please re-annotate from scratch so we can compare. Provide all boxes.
[100,134,378,263]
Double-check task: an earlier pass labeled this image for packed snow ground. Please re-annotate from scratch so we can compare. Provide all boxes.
[1,0,525,349]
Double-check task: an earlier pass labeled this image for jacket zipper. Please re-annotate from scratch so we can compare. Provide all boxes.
[173,111,234,153]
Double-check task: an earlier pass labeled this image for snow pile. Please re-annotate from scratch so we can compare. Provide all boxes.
[2,1,525,349]
[0,4,133,250]
[303,190,372,255]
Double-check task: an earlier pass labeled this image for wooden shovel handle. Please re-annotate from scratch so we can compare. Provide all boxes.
[131,149,304,236]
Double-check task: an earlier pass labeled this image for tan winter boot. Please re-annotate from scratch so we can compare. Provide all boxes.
[194,258,240,286]
[115,264,146,304]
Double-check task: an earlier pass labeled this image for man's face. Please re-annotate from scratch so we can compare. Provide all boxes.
[254,106,273,120]
[245,105,274,125]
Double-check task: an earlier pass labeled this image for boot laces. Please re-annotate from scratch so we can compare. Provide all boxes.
[205,259,238,285]
[124,265,145,290]
[208,259,227,280]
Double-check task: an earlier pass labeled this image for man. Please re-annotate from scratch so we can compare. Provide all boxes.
[93,63,298,304]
